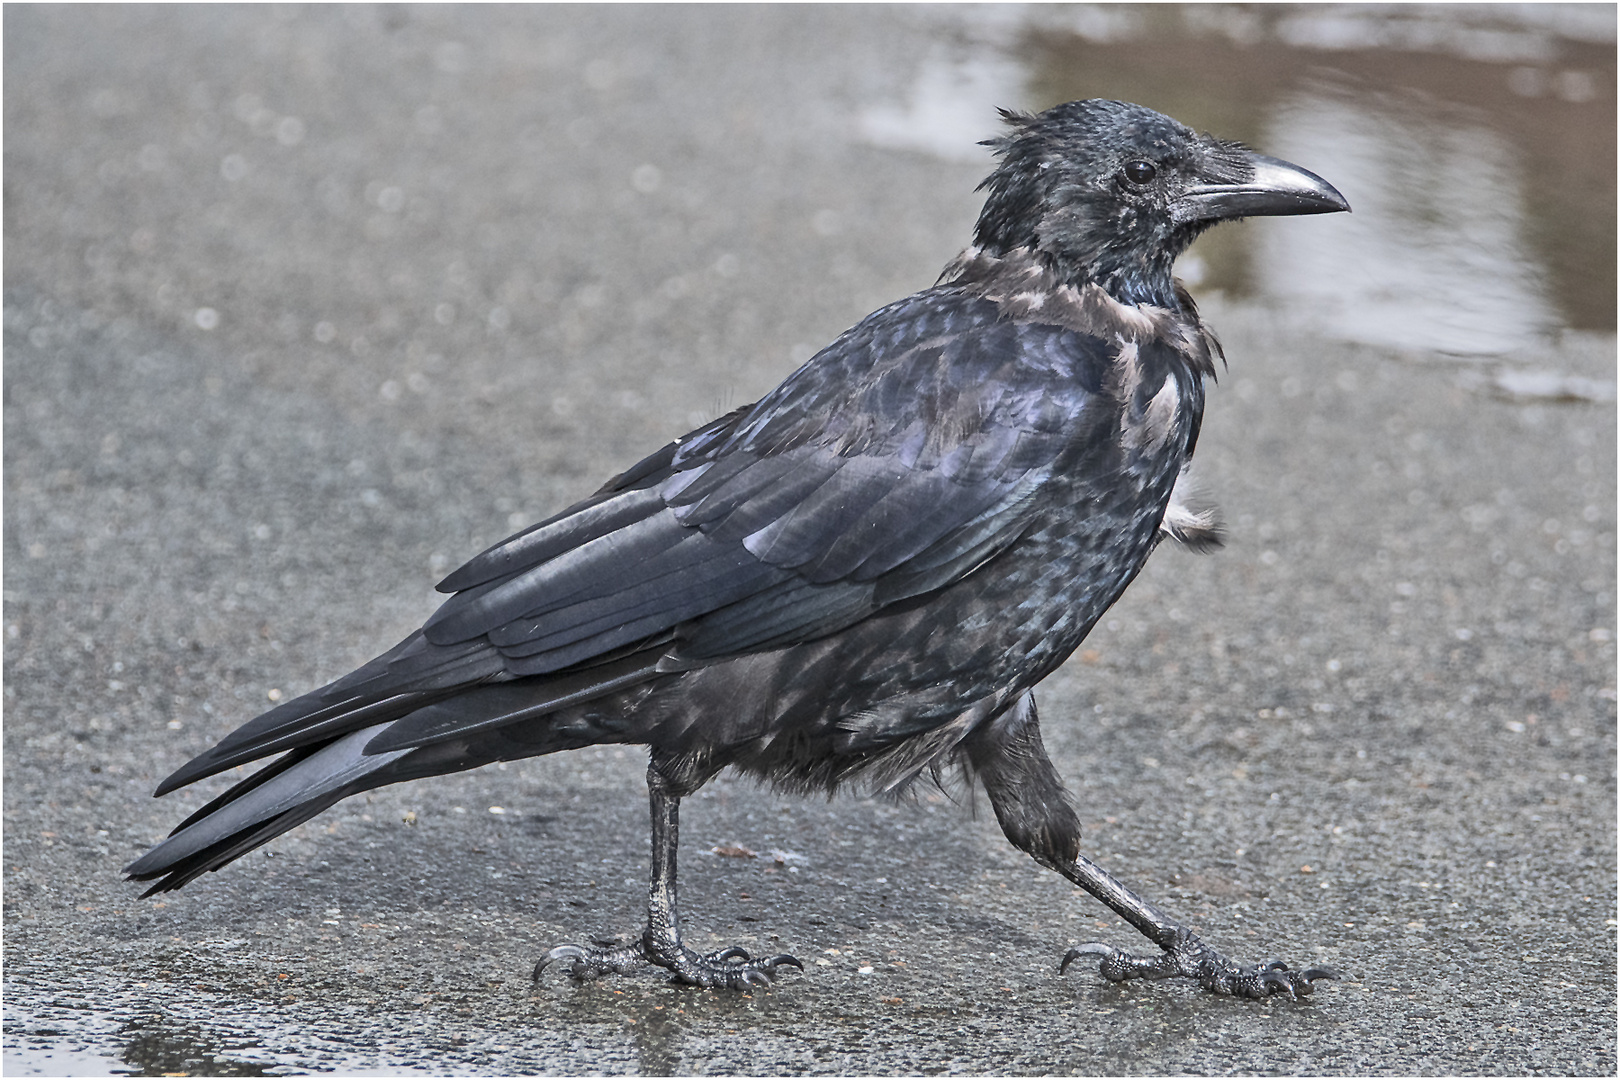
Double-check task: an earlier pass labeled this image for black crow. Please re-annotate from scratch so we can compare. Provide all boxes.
[128,100,1349,999]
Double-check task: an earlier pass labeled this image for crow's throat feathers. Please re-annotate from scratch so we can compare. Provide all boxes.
[940,246,1221,384]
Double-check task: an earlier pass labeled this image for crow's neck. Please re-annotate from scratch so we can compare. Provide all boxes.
[972,201,1199,310]
[943,242,1180,311]
[1073,251,1180,309]
[938,246,1222,382]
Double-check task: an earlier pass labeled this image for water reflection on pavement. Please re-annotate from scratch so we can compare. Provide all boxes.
[878,5,1613,357]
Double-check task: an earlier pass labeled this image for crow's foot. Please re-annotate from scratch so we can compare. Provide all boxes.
[1060,927,1338,1000]
[656,944,803,990]
[534,940,649,982]
[534,939,802,990]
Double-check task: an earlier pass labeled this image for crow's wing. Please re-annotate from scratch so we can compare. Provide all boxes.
[161,290,1116,781]
[419,292,1109,673]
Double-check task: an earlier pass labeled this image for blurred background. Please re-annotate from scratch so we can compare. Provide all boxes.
[8,5,1614,456]
[5,5,1614,1076]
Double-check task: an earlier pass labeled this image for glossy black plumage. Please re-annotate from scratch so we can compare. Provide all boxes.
[129,99,1350,998]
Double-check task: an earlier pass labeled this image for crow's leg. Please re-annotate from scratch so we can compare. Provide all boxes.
[964,693,1337,1000]
[633,759,802,988]
[535,757,802,989]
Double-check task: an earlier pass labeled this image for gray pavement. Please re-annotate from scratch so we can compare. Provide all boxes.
[5,6,1615,1075]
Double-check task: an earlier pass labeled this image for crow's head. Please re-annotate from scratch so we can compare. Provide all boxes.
[974,99,1348,306]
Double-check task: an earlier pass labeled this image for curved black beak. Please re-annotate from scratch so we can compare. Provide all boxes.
[1177,153,1350,222]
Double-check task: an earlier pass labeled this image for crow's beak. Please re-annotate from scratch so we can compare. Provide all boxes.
[1178,153,1350,222]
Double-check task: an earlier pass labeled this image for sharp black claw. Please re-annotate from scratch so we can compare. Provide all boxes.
[740,969,771,989]
[1259,968,1297,999]
[1300,966,1340,983]
[707,946,751,964]
[764,953,804,971]
[1060,942,1116,975]
[534,944,588,981]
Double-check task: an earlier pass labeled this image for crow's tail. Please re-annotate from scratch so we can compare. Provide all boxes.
[124,724,484,895]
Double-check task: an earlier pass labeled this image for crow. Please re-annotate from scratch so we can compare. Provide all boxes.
[128,99,1349,999]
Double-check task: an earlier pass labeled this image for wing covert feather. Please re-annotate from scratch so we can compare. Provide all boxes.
[420,291,1111,676]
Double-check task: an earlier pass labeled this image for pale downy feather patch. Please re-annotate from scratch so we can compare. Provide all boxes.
[1159,465,1223,552]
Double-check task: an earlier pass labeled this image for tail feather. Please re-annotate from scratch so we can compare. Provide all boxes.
[165,742,324,837]
[128,723,410,890]
[154,688,450,797]
[134,794,353,896]
[153,631,506,796]
[134,627,669,895]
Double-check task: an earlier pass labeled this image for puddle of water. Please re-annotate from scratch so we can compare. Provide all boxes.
[1255,82,1556,356]
[868,5,1616,353]
[2,981,462,1077]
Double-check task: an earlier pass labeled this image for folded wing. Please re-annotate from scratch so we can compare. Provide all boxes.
[153,291,1112,788]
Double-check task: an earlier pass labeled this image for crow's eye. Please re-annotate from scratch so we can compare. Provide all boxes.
[1122,160,1157,186]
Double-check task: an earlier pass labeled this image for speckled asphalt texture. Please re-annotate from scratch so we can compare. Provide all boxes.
[5,7,1615,1076]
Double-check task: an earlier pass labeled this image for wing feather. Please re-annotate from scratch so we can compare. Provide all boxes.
[151,288,1118,791]
[436,486,668,594]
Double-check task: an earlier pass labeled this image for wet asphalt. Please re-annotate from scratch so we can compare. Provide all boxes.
[4,6,1615,1076]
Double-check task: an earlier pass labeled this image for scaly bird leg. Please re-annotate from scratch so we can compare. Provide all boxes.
[1051,851,1337,999]
[536,760,802,989]
[965,693,1338,1000]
